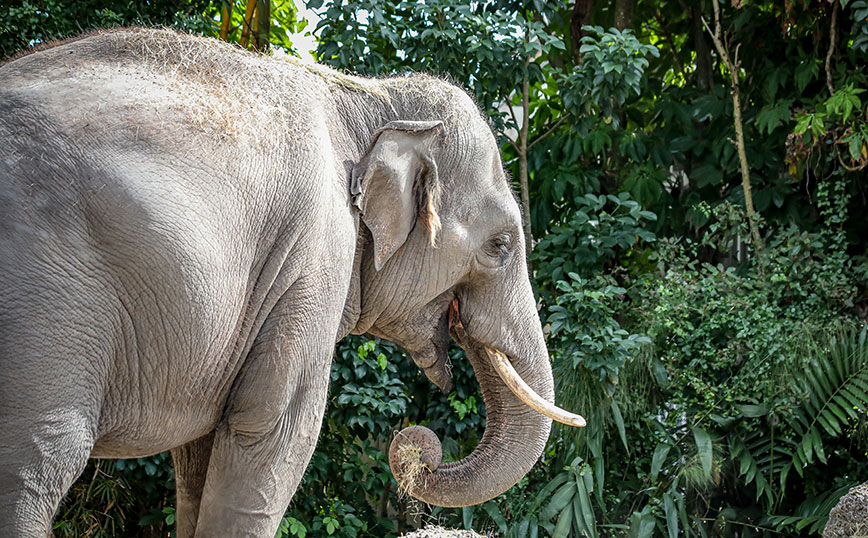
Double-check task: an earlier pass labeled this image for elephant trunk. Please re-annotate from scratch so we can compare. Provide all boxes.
[388,334,559,507]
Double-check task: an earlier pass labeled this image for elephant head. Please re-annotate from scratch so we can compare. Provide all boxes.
[343,83,585,508]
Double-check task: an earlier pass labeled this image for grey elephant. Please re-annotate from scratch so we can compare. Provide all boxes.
[0,28,583,537]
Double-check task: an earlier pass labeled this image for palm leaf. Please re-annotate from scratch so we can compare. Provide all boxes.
[790,325,868,473]
[769,483,854,534]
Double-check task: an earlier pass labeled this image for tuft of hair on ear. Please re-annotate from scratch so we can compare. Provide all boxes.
[425,192,441,247]
[420,158,442,247]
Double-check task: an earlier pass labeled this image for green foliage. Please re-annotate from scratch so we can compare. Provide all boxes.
[282,336,486,536]
[610,203,863,534]
[845,0,868,52]
[562,26,659,123]
[533,192,656,290]
[769,484,854,534]
[0,0,209,56]
[276,515,308,538]
[54,455,176,537]
[548,274,650,388]
[309,0,568,140]
[0,0,304,59]
[789,325,868,472]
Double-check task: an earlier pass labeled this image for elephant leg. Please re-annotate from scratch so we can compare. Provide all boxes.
[0,311,102,537]
[0,407,94,537]
[171,431,214,538]
[193,278,336,537]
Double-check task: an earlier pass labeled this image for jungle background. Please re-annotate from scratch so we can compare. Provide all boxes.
[2,0,867,536]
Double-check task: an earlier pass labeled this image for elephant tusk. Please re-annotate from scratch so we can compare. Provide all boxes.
[486,348,586,428]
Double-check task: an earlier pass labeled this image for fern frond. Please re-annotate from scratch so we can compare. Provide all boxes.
[790,325,868,474]
[729,429,791,507]
[769,483,854,535]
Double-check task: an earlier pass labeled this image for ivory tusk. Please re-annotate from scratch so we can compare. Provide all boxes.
[486,348,587,428]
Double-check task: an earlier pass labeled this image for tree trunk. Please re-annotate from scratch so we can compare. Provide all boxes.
[691,4,713,91]
[219,1,232,41]
[613,0,634,30]
[730,86,761,251]
[825,0,839,96]
[570,0,595,63]
[519,72,532,253]
[704,0,763,253]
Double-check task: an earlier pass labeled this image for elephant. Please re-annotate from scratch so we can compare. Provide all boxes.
[0,28,583,537]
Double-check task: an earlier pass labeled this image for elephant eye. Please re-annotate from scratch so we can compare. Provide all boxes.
[480,232,513,266]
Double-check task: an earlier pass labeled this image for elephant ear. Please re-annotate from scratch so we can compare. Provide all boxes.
[351,120,444,271]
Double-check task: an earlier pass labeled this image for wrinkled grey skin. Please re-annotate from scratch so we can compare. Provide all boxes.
[0,29,554,537]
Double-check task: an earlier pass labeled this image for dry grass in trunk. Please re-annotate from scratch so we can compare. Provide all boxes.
[395,444,427,498]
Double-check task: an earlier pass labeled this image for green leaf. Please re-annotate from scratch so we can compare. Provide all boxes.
[650,443,671,482]
[755,100,792,134]
[462,506,474,530]
[483,501,508,533]
[664,492,678,538]
[542,482,577,521]
[650,356,670,388]
[736,403,770,417]
[575,467,597,535]
[794,59,818,92]
[628,508,656,538]
[611,400,629,452]
[693,426,713,480]
[690,164,722,187]
[789,326,868,469]
[552,505,573,538]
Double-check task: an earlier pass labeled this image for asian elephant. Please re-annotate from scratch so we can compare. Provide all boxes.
[0,28,583,537]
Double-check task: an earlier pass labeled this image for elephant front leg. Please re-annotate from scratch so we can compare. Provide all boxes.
[193,289,334,537]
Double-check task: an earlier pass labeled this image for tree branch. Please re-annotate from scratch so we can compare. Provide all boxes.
[507,137,520,154]
[506,97,520,135]
[255,0,270,52]
[826,0,839,96]
[702,0,763,254]
[837,146,868,172]
[652,8,687,81]
[527,113,570,151]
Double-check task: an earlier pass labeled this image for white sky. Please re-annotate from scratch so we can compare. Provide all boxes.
[288,4,322,62]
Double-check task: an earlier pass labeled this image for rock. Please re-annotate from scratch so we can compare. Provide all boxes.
[824,482,868,538]
[400,525,487,537]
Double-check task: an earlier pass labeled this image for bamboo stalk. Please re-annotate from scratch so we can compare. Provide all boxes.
[256,0,270,52]
[239,0,256,48]
[219,1,232,41]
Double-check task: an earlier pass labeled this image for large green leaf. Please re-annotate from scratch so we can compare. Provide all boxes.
[693,427,713,480]
[650,443,671,482]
